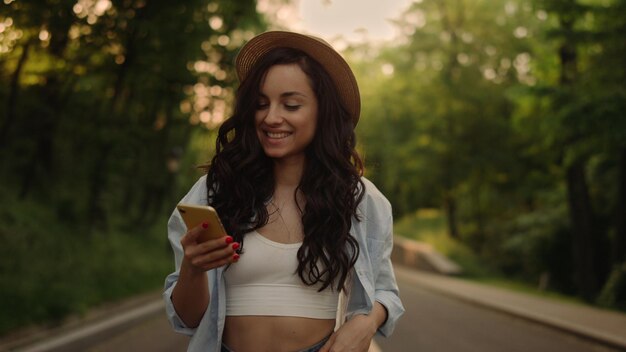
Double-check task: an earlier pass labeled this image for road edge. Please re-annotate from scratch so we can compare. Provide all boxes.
[392,238,626,351]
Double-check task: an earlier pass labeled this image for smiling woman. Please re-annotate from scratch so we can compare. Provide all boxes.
[254,63,318,162]
[163,31,404,352]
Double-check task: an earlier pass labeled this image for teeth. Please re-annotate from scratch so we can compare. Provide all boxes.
[266,132,290,138]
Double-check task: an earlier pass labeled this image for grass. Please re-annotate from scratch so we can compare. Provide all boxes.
[394,209,587,306]
[395,209,497,278]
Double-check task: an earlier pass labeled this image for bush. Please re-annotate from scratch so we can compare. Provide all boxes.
[394,209,498,278]
[0,191,173,336]
[597,262,626,311]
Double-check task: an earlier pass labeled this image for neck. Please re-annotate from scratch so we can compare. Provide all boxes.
[273,156,305,190]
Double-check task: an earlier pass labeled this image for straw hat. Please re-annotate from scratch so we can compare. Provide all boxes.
[235,31,361,125]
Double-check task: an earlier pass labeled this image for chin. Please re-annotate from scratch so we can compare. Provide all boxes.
[262,148,287,159]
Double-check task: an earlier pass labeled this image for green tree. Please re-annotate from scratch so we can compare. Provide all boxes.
[355,0,536,242]
[521,0,626,300]
[0,0,266,333]
[354,0,626,305]
[0,0,265,229]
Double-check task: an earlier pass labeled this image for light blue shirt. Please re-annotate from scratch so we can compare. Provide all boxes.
[163,176,405,351]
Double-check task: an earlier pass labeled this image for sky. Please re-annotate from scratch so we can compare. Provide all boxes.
[272,0,415,44]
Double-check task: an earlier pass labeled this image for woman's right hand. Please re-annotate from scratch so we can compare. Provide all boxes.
[180,221,240,274]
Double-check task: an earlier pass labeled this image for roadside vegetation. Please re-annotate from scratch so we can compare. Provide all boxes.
[0,0,265,337]
[394,210,605,309]
[0,187,173,335]
[356,0,626,312]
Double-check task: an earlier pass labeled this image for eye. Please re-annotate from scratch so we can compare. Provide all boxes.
[284,104,301,111]
[256,100,269,110]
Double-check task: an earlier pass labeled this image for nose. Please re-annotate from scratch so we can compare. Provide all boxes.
[262,103,283,125]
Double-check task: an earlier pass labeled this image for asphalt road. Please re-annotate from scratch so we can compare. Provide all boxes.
[374,268,619,352]
[85,314,188,352]
[78,268,619,352]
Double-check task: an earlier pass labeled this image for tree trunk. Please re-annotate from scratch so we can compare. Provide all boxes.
[444,192,459,238]
[18,74,65,199]
[473,182,485,241]
[0,42,30,147]
[614,148,626,264]
[556,14,602,300]
[88,144,112,232]
[566,161,599,300]
[436,0,463,240]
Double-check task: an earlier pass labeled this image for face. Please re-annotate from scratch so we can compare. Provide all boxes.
[255,63,318,163]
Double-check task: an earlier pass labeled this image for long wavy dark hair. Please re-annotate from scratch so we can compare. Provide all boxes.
[205,47,365,292]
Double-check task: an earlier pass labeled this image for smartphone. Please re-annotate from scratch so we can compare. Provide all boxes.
[176,204,228,242]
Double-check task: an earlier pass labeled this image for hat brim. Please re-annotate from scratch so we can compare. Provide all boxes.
[235,31,360,125]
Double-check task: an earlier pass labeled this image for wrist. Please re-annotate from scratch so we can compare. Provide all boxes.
[181,258,206,277]
[365,313,379,334]
[369,301,388,331]
[351,313,378,334]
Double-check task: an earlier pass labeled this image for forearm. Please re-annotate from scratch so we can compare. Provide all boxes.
[171,260,210,328]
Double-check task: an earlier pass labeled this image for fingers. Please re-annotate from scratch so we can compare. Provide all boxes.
[185,234,228,257]
[190,240,240,269]
[191,251,236,271]
[319,333,336,352]
[181,222,240,272]
[180,222,209,246]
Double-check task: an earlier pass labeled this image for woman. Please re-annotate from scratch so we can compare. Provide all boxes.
[164,31,404,352]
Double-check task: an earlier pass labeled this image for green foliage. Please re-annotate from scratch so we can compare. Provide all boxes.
[597,262,626,311]
[396,209,589,305]
[395,209,498,278]
[0,186,172,335]
[0,0,265,335]
[353,0,538,220]
[352,0,626,307]
[495,191,577,293]
[0,0,265,226]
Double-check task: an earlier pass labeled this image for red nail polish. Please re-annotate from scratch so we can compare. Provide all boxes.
[201,222,209,229]
[225,236,233,244]
[232,242,240,250]
[233,254,240,261]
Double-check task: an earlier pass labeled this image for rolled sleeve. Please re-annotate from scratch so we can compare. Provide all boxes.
[373,213,405,337]
[163,275,197,335]
[162,176,208,336]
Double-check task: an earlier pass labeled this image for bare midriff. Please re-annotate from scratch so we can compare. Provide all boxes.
[222,316,335,351]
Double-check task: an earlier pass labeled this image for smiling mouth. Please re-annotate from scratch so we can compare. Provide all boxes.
[266,131,291,139]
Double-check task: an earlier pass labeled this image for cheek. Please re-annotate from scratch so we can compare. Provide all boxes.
[304,119,318,144]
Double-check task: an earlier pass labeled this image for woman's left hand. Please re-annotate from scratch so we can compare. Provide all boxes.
[319,314,377,352]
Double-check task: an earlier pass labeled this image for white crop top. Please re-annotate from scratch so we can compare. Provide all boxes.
[224,231,339,319]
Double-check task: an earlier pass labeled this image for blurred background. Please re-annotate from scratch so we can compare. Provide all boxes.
[0,0,624,341]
